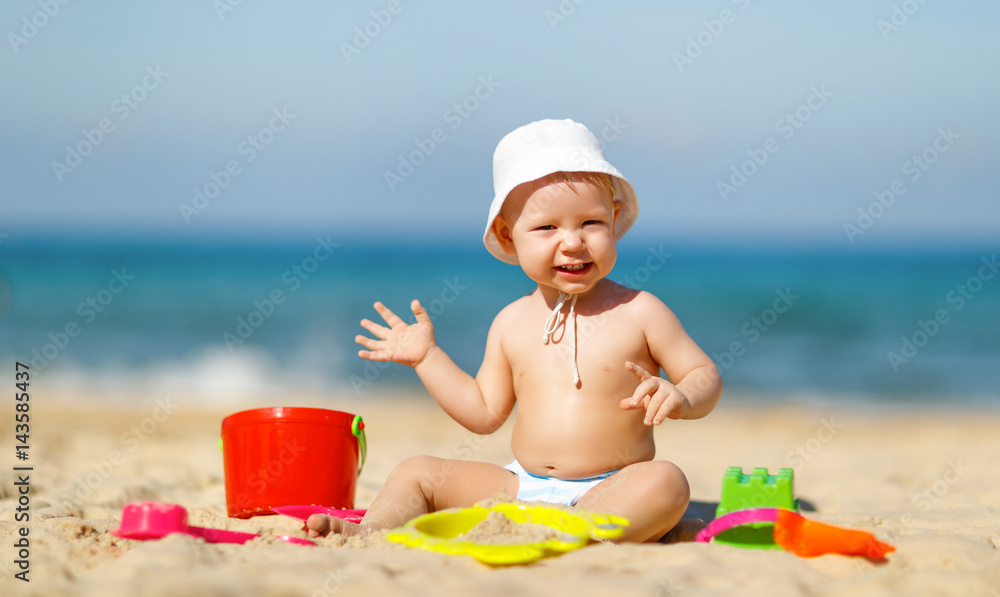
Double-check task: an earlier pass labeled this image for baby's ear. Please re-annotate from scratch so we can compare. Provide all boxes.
[492,216,517,255]
[612,199,622,228]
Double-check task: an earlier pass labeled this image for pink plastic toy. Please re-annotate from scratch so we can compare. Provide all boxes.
[111,502,314,546]
[696,508,894,559]
[271,505,366,524]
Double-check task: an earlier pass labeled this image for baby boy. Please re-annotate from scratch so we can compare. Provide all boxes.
[308,119,722,542]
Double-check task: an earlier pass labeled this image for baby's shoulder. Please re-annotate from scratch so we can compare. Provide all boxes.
[628,288,671,310]
[601,281,669,311]
[490,293,536,326]
[600,283,678,324]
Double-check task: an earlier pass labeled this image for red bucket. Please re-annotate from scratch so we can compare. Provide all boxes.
[221,407,367,518]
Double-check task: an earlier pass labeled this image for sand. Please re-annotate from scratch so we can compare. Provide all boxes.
[2,390,1000,596]
[457,509,569,545]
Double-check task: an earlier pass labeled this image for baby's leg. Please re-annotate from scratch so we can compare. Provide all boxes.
[574,460,690,543]
[306,455,518,538]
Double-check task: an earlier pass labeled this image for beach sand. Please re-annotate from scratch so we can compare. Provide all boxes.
[2,390,999,596]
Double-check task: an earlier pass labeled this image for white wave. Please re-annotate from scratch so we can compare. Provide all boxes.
[39,345,354,407]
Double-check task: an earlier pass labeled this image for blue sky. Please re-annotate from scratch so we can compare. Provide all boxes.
[2,0,997,249]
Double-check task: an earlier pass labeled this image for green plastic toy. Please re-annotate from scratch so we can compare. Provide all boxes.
[713,467,799,549]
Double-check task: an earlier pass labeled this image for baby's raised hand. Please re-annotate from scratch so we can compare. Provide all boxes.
[356,300,436,368]
[619,361,691,425]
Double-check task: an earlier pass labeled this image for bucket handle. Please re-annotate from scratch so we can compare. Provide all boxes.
[351,415,367,476]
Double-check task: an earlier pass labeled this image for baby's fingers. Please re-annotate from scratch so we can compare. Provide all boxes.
[625,361,654,382]
[619,396,642,411]
[358,349,393,362]
[647,393,677,426]
[411,300,431,323]
[355,334,380,351]
[652,395,688,425]
[639,385,679,426]
[372,301,405,327]
[620,379,657,411]
[359,318,390,339]
[355,335,390,361]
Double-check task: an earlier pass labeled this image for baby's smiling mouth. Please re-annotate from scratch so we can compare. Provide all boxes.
[554,263,592,275]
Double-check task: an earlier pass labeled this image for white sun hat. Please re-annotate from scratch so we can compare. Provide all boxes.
[482,118,639,265]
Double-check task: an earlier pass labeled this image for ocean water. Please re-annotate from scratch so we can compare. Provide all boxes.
[1,238,998,406]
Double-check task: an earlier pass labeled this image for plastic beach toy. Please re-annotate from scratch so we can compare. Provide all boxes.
[272,505,367,524]
[696,508,894,559]
[386,503,628,565]
[221,407,367,518]
[714,466,799,549]
[111,502,315,546]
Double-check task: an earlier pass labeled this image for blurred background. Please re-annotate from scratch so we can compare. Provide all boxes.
[1,1,997,405]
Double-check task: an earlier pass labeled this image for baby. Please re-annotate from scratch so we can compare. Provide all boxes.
[308,119,722,542]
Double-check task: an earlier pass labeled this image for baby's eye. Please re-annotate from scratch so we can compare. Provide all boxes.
[583,220,604,226]
[534,225,556,231]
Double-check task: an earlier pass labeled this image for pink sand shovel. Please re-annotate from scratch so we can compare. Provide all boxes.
[271,505,366,524]
[112,502,315,546]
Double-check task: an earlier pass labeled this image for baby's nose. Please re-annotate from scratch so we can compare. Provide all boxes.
[560,229,585,251]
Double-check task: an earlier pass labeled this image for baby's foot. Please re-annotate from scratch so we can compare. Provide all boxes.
[306,514,364,538]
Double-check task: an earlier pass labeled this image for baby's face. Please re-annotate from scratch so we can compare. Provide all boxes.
[496,178,620,296]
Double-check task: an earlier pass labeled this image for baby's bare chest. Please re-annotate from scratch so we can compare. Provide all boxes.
[504,310,655,388]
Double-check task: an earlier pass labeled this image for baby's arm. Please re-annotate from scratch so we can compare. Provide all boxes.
[620,293,722,424]
[356,300,515,434]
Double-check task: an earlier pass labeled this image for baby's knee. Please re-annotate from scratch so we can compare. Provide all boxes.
[393,455,465,495]
[635,461,690,509]
[387,455,448,510]
[390,455,442,482]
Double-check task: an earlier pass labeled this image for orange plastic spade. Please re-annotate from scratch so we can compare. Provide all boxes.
[695,508,894,559]
[773,509,894,558]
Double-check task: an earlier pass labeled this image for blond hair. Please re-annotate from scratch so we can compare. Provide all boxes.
[536,171,616,199]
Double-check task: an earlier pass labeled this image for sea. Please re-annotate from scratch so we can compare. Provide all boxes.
[1,237,998,407]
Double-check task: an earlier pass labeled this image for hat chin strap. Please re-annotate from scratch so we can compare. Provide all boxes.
[542,291,581,387]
